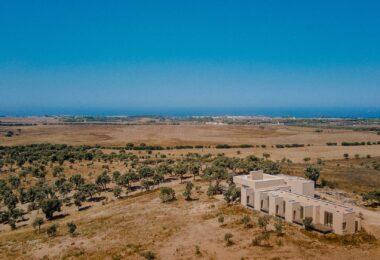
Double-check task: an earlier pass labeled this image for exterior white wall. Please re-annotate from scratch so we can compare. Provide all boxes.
[254,179,285,189]
[241,186,247,206]
[234,173,359,235]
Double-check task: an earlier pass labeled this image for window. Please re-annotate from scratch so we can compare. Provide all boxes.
[342,222,346,230]
[300,206,304,219]
[355,221,359,232]
[247,196,250,204]
[276,205,279,215]
[293,210,296,220]
[283,201,286,213]
[324,211,333,227]
[261,200,263,209]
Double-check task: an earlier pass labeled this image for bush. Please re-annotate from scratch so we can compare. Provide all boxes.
[141,251,156,260]
[207,184,218,197]
[252,231,270,246]
[159,187,176,203]
[240,215,252,228]
[67,222,77,235]
[47,224,57,237]
[113,186,122,198]
[275,218,284,236]
[223,185,241,203]
[224,233,234,246]
[182,181,193,201]
[303,217,313,231]
[258,215,270,231]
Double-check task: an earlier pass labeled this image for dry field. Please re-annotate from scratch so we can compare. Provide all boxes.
[1,121,380,163]
[1,117,380,259]
[0,180,379,260]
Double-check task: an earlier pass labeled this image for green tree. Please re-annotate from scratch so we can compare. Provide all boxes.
[204,165,227,193]
[304,165,320,184]
[112,171,121,183]
[8,175,21,190]
[224,185,241,203]
[40,198,62,219]
[73,191,86,210]
[95,171,111,190]
[182,181,193,200]
[80,183,98,199]
[138,166,155,180]
[70,174,85,190]
[174,163,187,183]
[33,217,44,233]
[113,186,122,198]
[188,163,200,180]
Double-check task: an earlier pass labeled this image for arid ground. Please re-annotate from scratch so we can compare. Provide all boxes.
[0,117,380,259]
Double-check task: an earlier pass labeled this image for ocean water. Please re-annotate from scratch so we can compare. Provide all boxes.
[1,107,380,118]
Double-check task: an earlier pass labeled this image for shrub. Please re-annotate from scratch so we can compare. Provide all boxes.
[252,231,270,246]
[258,215,270,231]
[207,184,218,197]
[223,185,241,203]
[224,233,234,246]
[218,215,224,224]
[275,218,284,236]
[241,215,252,228]
[159,187,175,203]
[304,165,320,184]
[303,217,313,231]
[67,222,77,235]
[141,251,156,260]
[182,181,193,201]
[47,224,57,237]
[113,186,122,198]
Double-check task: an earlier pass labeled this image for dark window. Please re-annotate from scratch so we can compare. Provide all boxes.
[324,211,333,226]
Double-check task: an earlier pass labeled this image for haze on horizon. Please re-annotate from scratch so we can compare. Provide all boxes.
[0,1,380,116]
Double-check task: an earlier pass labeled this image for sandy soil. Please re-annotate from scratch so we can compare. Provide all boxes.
[0,181,379,260]
[1,124,380,163]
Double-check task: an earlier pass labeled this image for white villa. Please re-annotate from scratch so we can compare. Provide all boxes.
[233,170,361,235]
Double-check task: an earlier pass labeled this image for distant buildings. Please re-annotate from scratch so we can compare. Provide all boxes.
[234,171,361,235]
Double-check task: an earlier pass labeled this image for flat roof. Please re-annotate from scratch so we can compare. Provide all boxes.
[268,190,354,214]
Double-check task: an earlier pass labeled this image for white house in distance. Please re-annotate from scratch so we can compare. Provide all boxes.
[233,170,361,235]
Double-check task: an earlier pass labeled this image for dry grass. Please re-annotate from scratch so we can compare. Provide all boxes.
[282,157,380,193]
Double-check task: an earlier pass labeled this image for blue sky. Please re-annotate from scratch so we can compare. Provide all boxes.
[0,1,379,115]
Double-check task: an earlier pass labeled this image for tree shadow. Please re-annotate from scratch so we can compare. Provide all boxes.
[164,177,177,182]
[87,196,106,202]
[78,205,92,211]
[50,213,69,220]
[129,185,141,192]
[16,218,29,223]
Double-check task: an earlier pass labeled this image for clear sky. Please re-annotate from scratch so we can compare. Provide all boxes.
[0,1,379,115]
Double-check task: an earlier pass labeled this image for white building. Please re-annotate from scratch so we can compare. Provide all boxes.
[233,170,361,235]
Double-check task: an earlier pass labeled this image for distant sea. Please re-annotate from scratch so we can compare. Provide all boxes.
[1,107,380,118]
